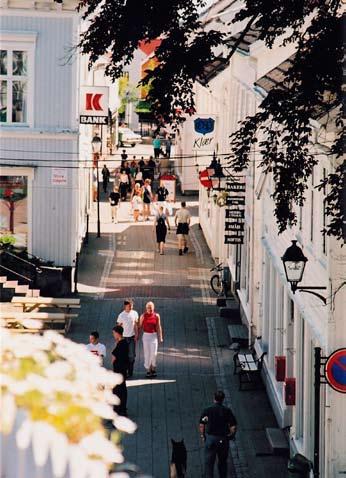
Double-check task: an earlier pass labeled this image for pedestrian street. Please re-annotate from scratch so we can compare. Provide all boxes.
[68,196,287,478]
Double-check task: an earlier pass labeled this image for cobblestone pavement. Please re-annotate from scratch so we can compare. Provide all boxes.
[69,194,287,478]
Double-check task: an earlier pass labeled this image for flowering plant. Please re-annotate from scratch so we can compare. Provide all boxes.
[213,191,229,207]
[0,326,136,478]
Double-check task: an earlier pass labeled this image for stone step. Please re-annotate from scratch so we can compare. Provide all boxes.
[265,428,289,456]
[0,276,7,283]
[3,280,18,289]
[15,284,30,294]
[26,289,40,297]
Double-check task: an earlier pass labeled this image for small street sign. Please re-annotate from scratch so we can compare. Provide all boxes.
[80,115,108,125]
[324,348,346,393]
[225,221,245,231]
[226,196,245,206]
[226,182,246,193]
[224,235,244,244]
[225,209,245,219]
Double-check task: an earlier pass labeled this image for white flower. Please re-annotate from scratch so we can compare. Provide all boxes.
[32,421,55,466]
[0,393,17,434]
[51,431,69,477]
[80,432,124,463]
[16,418,33,449]
[112,415,137,434]
[88,401,116,420]
[45,361,73,379]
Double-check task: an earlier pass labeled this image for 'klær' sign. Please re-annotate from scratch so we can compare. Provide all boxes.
[191,115,216,150]
[324,348,346,393]
[80,86,109,125]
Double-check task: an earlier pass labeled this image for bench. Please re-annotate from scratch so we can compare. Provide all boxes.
[11,297,80,333]
[0,311,78,335]
[233,351,266,390]
[227,324,248,347]
[265,428,289,456]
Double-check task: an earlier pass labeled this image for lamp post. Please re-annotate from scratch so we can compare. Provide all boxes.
[92,135,102,238]
[281,240,326,303]
[281,240,327,478]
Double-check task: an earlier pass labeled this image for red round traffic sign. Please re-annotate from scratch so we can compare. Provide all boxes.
[324,348,346,393]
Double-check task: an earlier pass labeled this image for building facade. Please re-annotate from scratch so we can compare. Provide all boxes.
[177,2,345,475]
[0,0,88,267]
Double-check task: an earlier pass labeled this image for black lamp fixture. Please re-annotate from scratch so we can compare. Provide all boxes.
[208,152,227,192]
[91,135,102,238]
[91,135,102,154]
[281,240,326,304]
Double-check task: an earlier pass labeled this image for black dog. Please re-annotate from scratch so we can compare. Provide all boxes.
[170,439,187,478]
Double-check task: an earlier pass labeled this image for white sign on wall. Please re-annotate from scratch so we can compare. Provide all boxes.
[51,168,67,186]
[191,115,217,150]
[80,86,109,125]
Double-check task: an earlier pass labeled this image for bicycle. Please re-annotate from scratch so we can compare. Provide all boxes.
[210,263,228,296]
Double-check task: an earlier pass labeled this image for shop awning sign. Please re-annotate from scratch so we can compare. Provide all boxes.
[80,86,109,125]
[324,348,346,393]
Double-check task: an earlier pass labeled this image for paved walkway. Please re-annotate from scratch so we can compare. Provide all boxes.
[69,191,288,478]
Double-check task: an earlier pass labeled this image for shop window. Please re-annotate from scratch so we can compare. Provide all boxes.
[0,175,28,249]
[0,33,35,126]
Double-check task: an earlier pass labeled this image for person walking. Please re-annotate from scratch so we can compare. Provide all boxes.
[155,183,169,214]
[121,149,128,168]
[117,299,139,378]
[142,179,153,221]
[111,325,129,416]
[154,206,170,255]
[131,189,143,222]
[175,201,191,255]
[139,301,163,378]
[199,390,237,478]
[153,135,161,159]
[165,136,172,158]
[109,186,120,223]
[102,165,110,193]
[119,170,129,201]
[86,331,106,365]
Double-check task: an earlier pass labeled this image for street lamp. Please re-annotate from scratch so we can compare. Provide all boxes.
[91,135,102,238]
[281,240,326,303]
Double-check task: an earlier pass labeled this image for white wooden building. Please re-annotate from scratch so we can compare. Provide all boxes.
[0,0,89,267]
[177,1,346,476]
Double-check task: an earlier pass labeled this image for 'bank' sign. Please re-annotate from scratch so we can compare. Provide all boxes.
[80,86,109,125]
[192,115,216,150]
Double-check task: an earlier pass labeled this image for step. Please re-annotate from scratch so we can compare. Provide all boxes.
[26,289,40,297]
[265,428,289,456]
[3,281,18,289]
[0,276,7,283]
[15,285,29,294]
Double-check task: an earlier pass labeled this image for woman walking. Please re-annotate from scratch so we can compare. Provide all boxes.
[154,206,170,254]
[131,189,143,222]
[142,179,153,221]
[119,170,129,201]
[139,301,163,378]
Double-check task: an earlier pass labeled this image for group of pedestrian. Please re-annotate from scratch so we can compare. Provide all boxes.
[152,134,172,159]
[85,299,163,417]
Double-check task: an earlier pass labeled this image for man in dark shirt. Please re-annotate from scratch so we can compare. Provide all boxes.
[156,185,169,202]
[109,187,121,223]
[112,325,129,416]
[199,390,237,478]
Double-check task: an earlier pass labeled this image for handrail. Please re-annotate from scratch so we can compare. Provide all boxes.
[0,250,42,273]
[0,264,33,283]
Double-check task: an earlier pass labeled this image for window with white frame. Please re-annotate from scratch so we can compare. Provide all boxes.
[0,33,36,126]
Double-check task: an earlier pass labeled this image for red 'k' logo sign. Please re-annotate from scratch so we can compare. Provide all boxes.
[85,93,103,111]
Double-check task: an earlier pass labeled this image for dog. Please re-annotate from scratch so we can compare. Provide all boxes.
[169,439,187,478]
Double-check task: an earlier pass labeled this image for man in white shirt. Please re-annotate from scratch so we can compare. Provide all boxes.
[86,331,106,365]
[117,299,139,378]
[175,201,191,256]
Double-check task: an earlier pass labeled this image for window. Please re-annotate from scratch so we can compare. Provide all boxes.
[0,32,36,126]
[0,49,28,123]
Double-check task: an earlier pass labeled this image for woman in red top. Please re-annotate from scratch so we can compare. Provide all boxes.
[139,301,163,377]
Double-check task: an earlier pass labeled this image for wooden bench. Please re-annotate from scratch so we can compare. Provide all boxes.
[0,311,78,335]
[227,324,248,347]
[233,351,266,390]
[10,297,80,334]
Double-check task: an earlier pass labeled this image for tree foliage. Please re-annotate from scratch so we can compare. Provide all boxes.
[78,0,343,239]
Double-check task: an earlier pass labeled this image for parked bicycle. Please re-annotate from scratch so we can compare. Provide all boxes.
[210,263,228,296]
